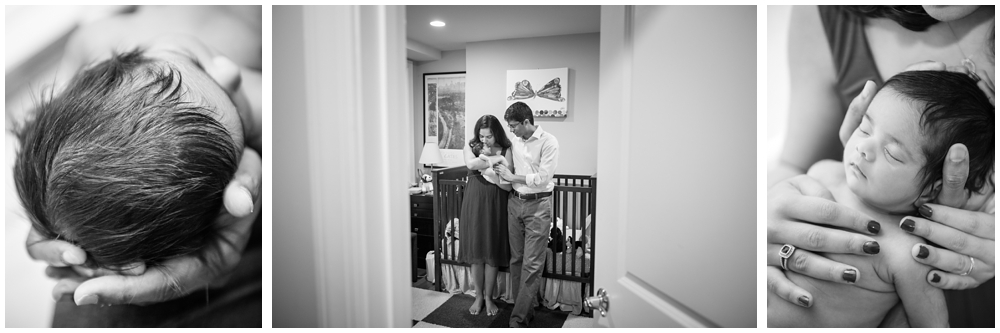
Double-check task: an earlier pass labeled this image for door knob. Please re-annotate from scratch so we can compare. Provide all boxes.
[585,288,609,317]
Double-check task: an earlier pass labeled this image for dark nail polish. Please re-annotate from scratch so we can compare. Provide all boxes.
[797,295,810,307]
[918,205,933,218]
[867,221,881,235]
[917,245,929,259]
[931,273,941,283]
[843,269,858,283]
[863,241,880,254]
[900,219,915,232]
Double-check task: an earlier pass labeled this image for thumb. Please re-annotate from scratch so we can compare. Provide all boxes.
[224,148,262,217]
[936,143,970,208]
[840,80,876,145]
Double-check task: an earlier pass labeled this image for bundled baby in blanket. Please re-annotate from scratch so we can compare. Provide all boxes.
[768,71,993,327]
[474,142,510,186]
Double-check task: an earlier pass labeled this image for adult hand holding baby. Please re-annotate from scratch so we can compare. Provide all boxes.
[837,61,995,291]
[27,45,263,306]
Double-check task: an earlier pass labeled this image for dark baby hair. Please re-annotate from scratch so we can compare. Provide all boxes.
[504,101,534,126]
[880,71,994,194]
[13,49,239,270]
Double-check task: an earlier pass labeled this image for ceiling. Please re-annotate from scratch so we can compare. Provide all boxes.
[406,5,600,56]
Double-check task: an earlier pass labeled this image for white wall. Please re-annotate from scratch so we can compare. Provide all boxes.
[272,5,319,328]
[767,5,792,166]
[411,50,466,175]
[467,33,600,176]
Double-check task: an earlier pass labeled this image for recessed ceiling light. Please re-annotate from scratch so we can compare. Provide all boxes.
[430,20,446,27]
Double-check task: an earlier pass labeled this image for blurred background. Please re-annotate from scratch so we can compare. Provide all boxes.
[767,5,792,168]
[5,5,131,328]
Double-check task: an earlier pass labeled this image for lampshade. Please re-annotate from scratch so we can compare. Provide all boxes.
[419,142,443,165]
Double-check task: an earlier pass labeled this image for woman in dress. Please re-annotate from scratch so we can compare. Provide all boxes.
[459,114,513,316]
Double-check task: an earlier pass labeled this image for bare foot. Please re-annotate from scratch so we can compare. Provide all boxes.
[485,297,499,316]
[469,297,484,315]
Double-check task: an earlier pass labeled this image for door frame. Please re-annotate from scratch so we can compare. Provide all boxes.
[302,5,412,327]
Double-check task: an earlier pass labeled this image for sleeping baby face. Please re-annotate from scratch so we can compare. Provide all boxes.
[843,88,930,212]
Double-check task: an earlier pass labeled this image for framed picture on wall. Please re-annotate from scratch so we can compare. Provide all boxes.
[505,67,569,118]
[423,71,467,167]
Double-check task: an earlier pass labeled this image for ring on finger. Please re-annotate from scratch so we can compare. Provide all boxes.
[779,244,797,271]
[961,256,975,276]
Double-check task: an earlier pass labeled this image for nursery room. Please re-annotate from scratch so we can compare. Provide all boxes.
[273,5,755,328]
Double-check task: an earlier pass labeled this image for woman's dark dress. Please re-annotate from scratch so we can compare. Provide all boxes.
[820,6,995,327]
[458,146,510,267]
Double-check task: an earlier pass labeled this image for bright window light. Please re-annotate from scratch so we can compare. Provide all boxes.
[430,20,446,27]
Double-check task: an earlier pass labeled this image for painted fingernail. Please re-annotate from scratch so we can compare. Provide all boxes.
[61,251,84,265]
[900,219,916,233]
[917,245,929,259]
[797,295,811,307]
[931,273,941,283]
[863,241,880,254]
[867,221,881,235]
[843,269,858,284]
[918,205,933,218]
[76,294,98,306]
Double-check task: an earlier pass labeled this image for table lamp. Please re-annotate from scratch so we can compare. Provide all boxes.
[418,142,443,193]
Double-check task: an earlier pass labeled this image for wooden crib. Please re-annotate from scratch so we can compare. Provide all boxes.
[431,165,597,314]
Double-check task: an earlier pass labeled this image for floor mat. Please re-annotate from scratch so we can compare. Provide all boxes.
[418,294,567,328]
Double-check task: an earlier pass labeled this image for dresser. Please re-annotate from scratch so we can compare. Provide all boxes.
[410,193,434,270]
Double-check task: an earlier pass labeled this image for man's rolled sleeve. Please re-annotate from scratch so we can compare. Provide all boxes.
[529,139,559,188]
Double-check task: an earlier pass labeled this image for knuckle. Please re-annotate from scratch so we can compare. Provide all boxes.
[815,201,840,222]
[949,235,970,253]
[944,174,966,188]
[766,275,779,294]
[792,252,809,272]
[806,230,826,249]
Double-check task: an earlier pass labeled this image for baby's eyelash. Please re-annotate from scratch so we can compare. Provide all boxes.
[859,128,870,136]
[884,148,902,163]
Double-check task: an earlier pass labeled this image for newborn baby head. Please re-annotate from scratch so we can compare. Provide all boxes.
[13,48,242,270]
[843,71,993,213]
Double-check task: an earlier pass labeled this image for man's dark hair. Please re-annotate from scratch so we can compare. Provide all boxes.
[880,71,994,194]
[842,6,939,31]
[13,49,239,270]
[504,101,534,125]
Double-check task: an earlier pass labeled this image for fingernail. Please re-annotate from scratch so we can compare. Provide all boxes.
[243,187,254,214]
[843,269,858,284]
[917,245,929,259]
[797,295,810,307]
[949,146,966,162]
[900,218,916,233]
[867,220,881,235]
[931,273,941,283]
[76,294,98,306]
[61,251,84,265]
[918,205,933,218]
[863,241,880,254]
[863,80,874,97]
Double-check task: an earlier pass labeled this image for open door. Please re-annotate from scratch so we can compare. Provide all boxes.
[590,5,756,327]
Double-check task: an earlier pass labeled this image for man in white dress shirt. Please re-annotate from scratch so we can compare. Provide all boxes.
[495,102,559,328]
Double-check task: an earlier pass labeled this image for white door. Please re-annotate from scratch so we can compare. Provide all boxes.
[275,5,412,327]
[592,5,756,327]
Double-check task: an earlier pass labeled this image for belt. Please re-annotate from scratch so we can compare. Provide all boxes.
[513,191,552,200]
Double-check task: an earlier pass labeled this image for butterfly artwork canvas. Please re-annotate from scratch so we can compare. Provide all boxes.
[505,68,569,118]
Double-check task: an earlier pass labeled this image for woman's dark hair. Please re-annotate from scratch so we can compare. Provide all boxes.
[469,114,512,152]
[880,71,994,194]
[843,6,939,31]
[504,101,534,126]
[13,49,239,270]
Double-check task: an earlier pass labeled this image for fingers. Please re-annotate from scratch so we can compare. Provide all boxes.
[767,244,861,284]
[52,278,86,301]
[911,244,978,276]
[913,205,994,241]
[766,266,813,307]
[74,256,208,305]
[25,228,87,267]
[224,148,262,217]
[926,270,982,290]
[936,144,971,208]
[780,195,880,236]
[840,80,876,145]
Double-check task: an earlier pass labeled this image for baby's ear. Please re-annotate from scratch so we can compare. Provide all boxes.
[914,180,943,208]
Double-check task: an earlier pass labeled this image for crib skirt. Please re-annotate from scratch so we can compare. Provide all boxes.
[425,251,586,315]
